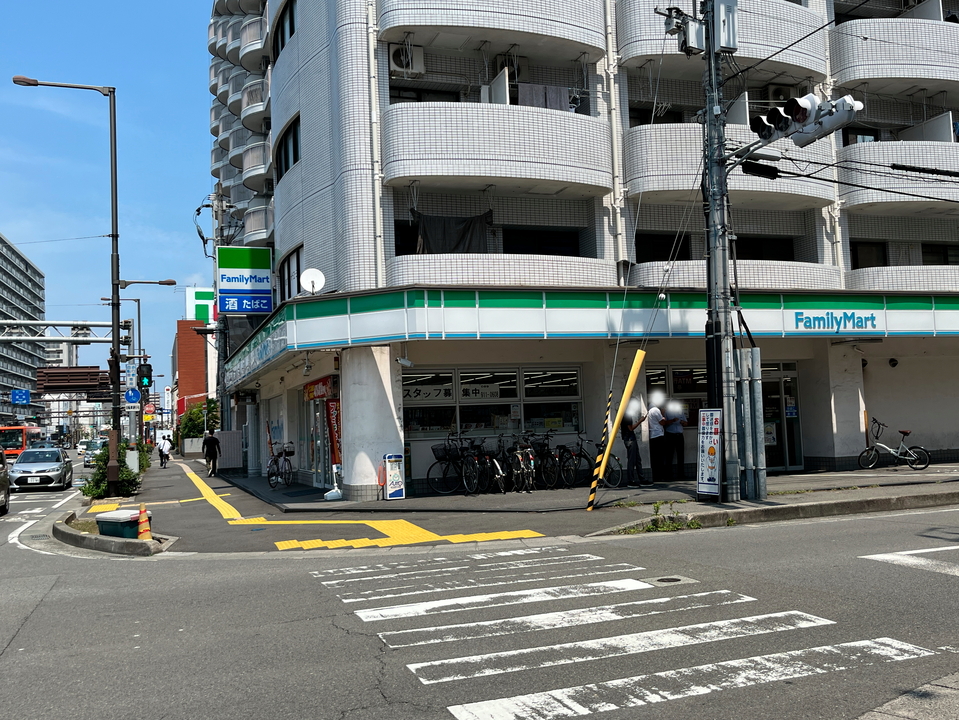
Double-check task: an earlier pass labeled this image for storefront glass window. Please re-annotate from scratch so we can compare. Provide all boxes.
[646,368,667,397]
[402,371,454,403]
[523,370,579,398]
[523,402,580,433]
[671,368,708,394]
[404,406,457,439]
[459,403,517,433]
[459,370,518,400]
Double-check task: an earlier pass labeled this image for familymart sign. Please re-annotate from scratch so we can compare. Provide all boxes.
[793,311,878,332]
[216,246,273,315]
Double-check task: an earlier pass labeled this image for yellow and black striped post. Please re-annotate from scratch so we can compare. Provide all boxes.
[587,349,646,511]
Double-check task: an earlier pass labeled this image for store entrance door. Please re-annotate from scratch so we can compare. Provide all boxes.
[761,366,803,471]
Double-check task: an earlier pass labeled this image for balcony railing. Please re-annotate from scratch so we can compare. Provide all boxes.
[242,202,274,245]
[629,261,844,291]
[228,67,249,114]
[226,16,245,65]
[386,253,618,288]
[231,182,255,218]
[240,17,268,72]
[847,265,959,292]
[229,125,253,167]
[240,76,270,132]
[242,140,271,191]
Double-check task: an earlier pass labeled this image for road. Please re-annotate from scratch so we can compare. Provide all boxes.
[3,495,959,719]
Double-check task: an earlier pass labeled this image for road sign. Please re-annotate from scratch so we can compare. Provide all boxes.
[124,388,142,404]
[143,414,155,422]
[11,389,30,405]
[125,403,140,412]
[144,403,156,414]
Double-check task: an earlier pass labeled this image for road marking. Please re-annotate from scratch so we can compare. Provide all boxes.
[446,638,935,720]
[885,544,959,556]
[379,590,755,648]
[310,547,569,578]
[409,610,834,684]
[320,554,604,588]
[180,467,242,519]
[52,491,81,509]
[355,578,652,622]
[7,520,54,555]
[861,552,959,577]
[18,508,45,514]
[89,504,120,513]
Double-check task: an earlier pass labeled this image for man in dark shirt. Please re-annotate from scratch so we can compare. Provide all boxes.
[620,398,648,488]
[201,430,222,477]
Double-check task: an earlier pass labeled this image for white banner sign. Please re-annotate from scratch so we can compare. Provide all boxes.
[696,409,722,497]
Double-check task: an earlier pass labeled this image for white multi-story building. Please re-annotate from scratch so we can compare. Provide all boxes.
[209,0,959,499]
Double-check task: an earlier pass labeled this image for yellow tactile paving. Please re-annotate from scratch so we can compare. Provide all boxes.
[88,504,120,513]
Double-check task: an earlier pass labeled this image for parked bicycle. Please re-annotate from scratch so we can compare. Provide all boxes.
[558,430,623,488]
[858,418,930,470]
[267,441,295,488]
[427,431,484,495]
[528,430,560,489]
[508,433,536,493]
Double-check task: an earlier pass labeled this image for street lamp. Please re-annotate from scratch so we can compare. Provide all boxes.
[119,279,177,290]
[14,74,123,496]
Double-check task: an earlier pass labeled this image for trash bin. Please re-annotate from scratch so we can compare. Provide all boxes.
[95,509,151,539]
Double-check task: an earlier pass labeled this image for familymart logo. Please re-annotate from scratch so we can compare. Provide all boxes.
[794,311,878,332]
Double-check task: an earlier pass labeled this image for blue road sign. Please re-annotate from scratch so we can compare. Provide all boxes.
[124,388,142,404]
[11,389,30,405]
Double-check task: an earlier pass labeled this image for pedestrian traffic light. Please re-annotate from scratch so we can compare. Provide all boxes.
[139,363,153,389]
[750,93,863,149]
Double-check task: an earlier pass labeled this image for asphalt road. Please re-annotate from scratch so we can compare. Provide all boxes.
[3,501,959,719]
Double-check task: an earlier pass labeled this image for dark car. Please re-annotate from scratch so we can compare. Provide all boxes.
[0,452,10,514]
[9,448,73,491]
[83,441,105,468]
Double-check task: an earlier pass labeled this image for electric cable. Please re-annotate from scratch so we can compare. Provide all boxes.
[9,234,110,246]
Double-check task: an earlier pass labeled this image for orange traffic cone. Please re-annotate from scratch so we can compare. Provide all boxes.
[137,503,153,541]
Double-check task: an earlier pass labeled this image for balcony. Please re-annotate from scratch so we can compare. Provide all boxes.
[618,0,826,81]
[229,125,254,168]
[210,102,226,136]
[240,76,269,132]
[838,141,959,217]
[238,0,261,13]
[220,164,239,194]
[227,67,249,115]
[209,60,223,95]
[242,200,274,246]
[215,17,230,60]
[629,261,843,291]
[387,253,618,288]
[240,17,268,72]
[847,265,959,292]
[208,18,219,56]
[211,144,228,178]
[218,114,238,150]
[242,139,271,192]
[226,16,245,65]
[624,123,834,210]
[231,182,255,218]
[382,103,612,198]
[216,65,231,105]
[378,0,605,62]
[831,18,959,98]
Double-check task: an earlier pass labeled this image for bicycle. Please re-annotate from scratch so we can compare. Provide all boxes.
[858,418,930,470]
[427,431,480,495]
[508,433,535,493]
[528,430,560,489]
[558,431,623,488]
[267,441,295,488]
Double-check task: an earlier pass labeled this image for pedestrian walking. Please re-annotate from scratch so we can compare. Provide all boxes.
[202,430,222,477]
[157,435,173,468]
[664,400,689,480]
[646,392,671,482]
[620,397,648,488]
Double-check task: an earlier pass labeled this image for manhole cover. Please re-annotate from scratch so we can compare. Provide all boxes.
[656,577,682,583]
[640,575,699,587]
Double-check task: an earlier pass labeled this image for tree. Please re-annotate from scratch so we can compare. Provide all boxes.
[179,398,220,438]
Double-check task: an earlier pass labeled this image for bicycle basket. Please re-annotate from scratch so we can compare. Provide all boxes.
[531,440,549,456]
[283,446,295,457]
[431,443,460,462]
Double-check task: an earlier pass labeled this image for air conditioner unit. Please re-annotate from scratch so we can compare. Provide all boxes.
[389,44,425,77]
[763,85,796,104]
[495,54,530,83]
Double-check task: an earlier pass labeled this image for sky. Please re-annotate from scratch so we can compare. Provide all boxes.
[1,1,217,390]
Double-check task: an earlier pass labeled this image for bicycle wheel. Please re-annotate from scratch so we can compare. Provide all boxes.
[858,447,880,469]
[476,457,491,494]
[281,457,294,486]
[462,455,480,494]
[427,461,459,494]
[540,452,559,489]
[907,446,930,471]
[509,453,525,492]
[267,459,280,488]
[490,458,507,494]
[602,455,623,488]
[522,452,536,493]
[559,451,577,488]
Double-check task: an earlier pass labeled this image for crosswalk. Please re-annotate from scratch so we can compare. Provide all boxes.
[312,545,935,719]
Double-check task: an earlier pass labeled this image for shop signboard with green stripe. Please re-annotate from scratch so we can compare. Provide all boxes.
[216,246,273,315]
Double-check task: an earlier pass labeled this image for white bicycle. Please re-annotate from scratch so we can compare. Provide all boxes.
[858,418,930,470]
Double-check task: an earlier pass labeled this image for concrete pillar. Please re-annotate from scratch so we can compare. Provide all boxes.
[798,341,866,470]
[340,345,403,501]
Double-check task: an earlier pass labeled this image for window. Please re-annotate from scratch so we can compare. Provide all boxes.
[629,107,684,127]
[394,220,419,257]
[389,87,460,104]
[850,241,888,270]
[635,232,691,263]
[522,369,579,398]
[275,117,300,183]
[733,235,795,261]
[272,0,296,59]
[842,126,879,146]
[922,244,959,266]
[277,246,302,302]
[502,227,580,257]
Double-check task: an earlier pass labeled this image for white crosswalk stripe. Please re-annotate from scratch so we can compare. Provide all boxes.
[312,545,935,718]
[862,545,959,578]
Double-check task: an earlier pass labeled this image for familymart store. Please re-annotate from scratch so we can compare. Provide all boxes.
[223,288,959,499]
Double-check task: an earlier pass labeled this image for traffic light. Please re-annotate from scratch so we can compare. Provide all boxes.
[750,93,863,149]
[138,363,153,389]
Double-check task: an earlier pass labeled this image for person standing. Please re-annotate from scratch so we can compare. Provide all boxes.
[201,430,222,477]
[646,394,670,482]
[663,400,689,480]
[620,397,648,488]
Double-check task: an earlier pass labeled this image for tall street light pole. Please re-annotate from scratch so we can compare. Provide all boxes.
[13,74,123,496]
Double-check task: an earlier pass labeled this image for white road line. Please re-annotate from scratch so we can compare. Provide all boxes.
[887,544,959,556]
[379,590,755,648]
[355,578,652,622]
[52,490,81,509]
[7,520,54,555]
[320,554,605,588]
[410,610,834,685]
[310,547,568,577]
[446,637,935,720]
[339,564,641,603]
[861,552,959,577]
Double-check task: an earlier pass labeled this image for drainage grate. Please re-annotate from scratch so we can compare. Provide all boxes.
[28,534,50,541]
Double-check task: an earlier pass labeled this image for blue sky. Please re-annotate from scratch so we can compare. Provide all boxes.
[1,1,216,389]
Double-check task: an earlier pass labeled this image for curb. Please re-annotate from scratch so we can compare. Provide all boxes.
[51,511,176,556]
[589,489,959,536]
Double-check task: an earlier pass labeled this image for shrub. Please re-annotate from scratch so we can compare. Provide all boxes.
[81,445,142,499]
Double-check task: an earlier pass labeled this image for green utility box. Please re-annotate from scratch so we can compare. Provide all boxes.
[95,509,151,539]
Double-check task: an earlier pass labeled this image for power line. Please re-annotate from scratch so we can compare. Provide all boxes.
[9,234,110,246]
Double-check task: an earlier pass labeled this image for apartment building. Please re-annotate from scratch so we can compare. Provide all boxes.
[209,0,959,498]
